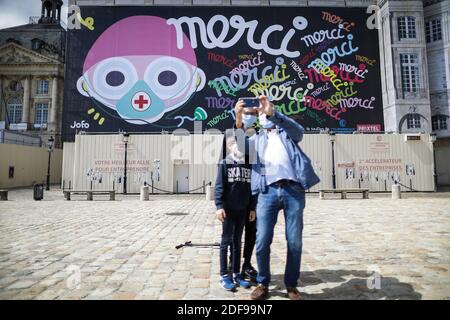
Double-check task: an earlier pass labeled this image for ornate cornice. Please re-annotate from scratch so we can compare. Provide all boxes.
[0,42,62,66]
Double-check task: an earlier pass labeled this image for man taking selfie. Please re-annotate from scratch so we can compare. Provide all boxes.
[234,95,320,300]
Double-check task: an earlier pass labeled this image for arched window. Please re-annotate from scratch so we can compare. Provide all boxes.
[7,98,23,124]
[31,38,44,51]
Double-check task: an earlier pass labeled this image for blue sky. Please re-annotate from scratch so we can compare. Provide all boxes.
[0,0,68,29]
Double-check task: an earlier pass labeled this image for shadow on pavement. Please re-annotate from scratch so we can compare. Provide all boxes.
[269,269,422,300]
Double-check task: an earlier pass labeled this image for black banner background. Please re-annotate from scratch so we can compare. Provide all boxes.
[63,6,383,141]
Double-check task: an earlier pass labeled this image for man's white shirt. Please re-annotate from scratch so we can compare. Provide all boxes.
[263,129,296,186]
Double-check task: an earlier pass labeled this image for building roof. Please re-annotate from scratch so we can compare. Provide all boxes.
[0,22,65,32]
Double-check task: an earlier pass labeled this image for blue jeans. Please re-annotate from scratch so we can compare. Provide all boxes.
[255,181,305,287]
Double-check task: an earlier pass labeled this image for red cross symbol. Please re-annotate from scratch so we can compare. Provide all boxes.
[131,92,151,111]
[134,95,148,108]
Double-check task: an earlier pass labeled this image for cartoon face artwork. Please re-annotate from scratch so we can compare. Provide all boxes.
[77,16,206,124]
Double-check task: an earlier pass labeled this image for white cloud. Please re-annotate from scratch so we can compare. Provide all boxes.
[0,11,27,29]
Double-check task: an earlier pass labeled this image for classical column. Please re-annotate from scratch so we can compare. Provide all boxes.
[22,77,31,124]
[50,77,58,127]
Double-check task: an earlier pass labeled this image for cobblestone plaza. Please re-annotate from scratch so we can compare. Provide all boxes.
[0,189,449,300]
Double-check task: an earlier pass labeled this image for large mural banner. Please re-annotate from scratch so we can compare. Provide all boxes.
[63,6,383,141]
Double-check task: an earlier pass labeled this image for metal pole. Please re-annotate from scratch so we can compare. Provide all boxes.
[430,133,439,192]
[331,140,336,189]
[433,148,438,192]
[46,150,51,190]
[123,141,128,194]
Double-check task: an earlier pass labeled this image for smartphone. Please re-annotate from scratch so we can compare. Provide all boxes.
[241,97,260,108]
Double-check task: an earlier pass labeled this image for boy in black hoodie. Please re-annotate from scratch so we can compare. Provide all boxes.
[215,136,256,291]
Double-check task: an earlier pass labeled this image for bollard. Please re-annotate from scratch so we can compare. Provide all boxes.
[33,184,44,201]
[140,185,149,201]
[205,185,214,201]
[392,184,401,199]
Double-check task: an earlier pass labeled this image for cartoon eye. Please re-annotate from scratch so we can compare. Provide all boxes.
[144,57,192,100]
[158,71,177,87]
[105,71,125,87]
[92,57,138,100]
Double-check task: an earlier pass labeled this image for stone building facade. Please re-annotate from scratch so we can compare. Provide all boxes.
[0,0,65,147]
[378,0,449,138]
[425,0,450,139]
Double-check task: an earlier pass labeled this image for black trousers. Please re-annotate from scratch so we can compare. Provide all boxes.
[242,211,257,268]
[220,209,246,276]
[229,211,257,269]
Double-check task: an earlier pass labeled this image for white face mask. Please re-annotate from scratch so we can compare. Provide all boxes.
[242,114,257,128]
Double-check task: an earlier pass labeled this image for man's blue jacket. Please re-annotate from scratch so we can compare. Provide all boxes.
[239,111,321,195]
